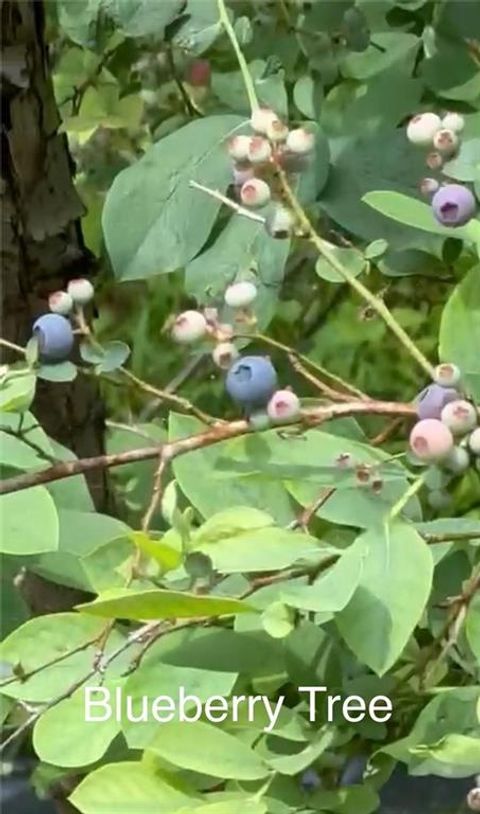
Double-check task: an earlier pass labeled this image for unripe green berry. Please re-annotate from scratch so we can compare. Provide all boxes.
[265,205,294,239]
[267,389,300,422]
[247,136,272,164]
[212,342,239,369]
[441,399,478,435]
[228,135,250,162]
[468,427,480,456]
[67,278,94,305]
[427,488,452,511]
[409,418,454,461]
[266,118,289,143]
[172,310,207,344]
[250,107,278,135]
[286,128,315,155]
[432,128,459,156]
[433,362,461,388]
[240,178,271,208]
[442,445,470,474]
[406,113,441,146]
[224,281,258,308]
[48,290,74,316]
[441,112,465,134]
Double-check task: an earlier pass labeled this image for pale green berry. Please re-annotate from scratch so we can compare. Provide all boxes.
[442,445,470,474]
[441,112,465,134]
[48,290,74,316]
[468,428,480,456]
[427,489,452,510]
[441,400,478,435]
[406,113,441,146]
[433,362,461,388]
[172,310,207,344]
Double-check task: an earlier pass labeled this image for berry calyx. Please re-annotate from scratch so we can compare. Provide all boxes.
[228,135,251,162]
[224,281,258,308]
[432,128,459,156]
[441,399,478,435]
[406,112,441,146]
[431,184,476,227]
[267,389,300,422]
[250,108,278,135]
[32,313,75,363]
[240,178,271,208]
[265,205,295,239]
[67,278,95,306]
[286,128,315,155]
[433,362,461,388]
[247,136,272,164]
[172,310,208,344]
[409,418,454,461]
[48,290,74,316]
[212,342,239,370]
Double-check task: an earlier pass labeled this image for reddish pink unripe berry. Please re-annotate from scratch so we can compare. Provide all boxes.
[267,389,300,422]
[409,419,454,461]
[185,59,211,87]
[240,178,271,208]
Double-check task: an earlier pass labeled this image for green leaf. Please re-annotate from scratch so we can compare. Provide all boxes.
[172,0,221,55]
[439,265,480,401]
[315,243,366,283]
[266,726,336,774]
[0,372,36,412]
[410,735,480,776]
[0,486,59,555]
[33,684,121,768]
[130,531,182,572]
[336,521,433,675]
[37,361,77,382]
[0,431,44,470]
[261,601,295,639]
[70,761,195,814]
[108,0,183,37]
[341,32,420,80]
[102,115,244,281]
[149,720,269,779]
[443,138,480,183]
[280,544,364,613]
[363,191,480,242]
[212,60,287,118]
[77,588,254,620]
[293,75,323,120]
[466,593,480,663]
[96,340,130,373]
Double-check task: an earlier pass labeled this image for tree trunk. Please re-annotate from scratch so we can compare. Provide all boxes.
[1,0,108,509]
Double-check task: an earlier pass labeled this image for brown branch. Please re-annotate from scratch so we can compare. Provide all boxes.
[0,401,415,496]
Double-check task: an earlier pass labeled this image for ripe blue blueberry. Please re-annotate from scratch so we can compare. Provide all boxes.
[416,383,458,420]
[300,768,321,792]
[339,755,368,786]
[32,313,74,362]
[225,355,278,412]
[432,184,476,227]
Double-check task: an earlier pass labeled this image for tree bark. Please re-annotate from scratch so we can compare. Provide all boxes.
[1,0,108,510]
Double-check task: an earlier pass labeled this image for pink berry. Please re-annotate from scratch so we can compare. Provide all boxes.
[172,310,207,344]
[409,419,454,461]
[441,400,478,434]
[250,108,278,135]
[228,135,251,162]
[185,59,211,87]
[286,128,315,155]
[240,178,271,208]
[48,290,73,316]
[247,136,272,165]
[267,389,300,422]
[67,278,94,305]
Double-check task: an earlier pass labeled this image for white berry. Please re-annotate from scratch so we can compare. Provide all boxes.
[212,342,239,369]
[67,278,94,305]
[48,290,74,316]
[267,390,301,422]
[433,128,459,156]
[286,128,315,155]
[228,135,251,162]
[433,362,461,388]
[172,310,207,344]
[240,178,271,208]
[441,400,478,435]
[441,112,465,134]
[468,427,480,456]
[247,136,272,165]
[468,788,480,812]
[250,108,278,135]
[224,281,258,309]
[406,113,442,146]
[266,118,289,143]
[265,205,294,238]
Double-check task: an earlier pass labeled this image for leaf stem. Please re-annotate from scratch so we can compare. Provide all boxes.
[217,0,259,113]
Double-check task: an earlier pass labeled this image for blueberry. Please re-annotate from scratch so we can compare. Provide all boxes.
[172,310,208,344]
[339,755,368,786]
[224,281,258,308]
[432,184,476,227]
[266,118,289,143]
[443,445,470,474]
[441,112,465,134]
[225,355,278,411]
[409,418,454,462]
[32,313,74,363]
[300,768,321,792]
[416,383,458,420]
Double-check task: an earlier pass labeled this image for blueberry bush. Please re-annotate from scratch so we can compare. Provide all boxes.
[1,1,480,812]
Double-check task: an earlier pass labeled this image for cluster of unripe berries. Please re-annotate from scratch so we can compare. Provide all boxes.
[227,107,315,238]
[408,364,479,508]
[31,279,95,363]
[406,111,477,227]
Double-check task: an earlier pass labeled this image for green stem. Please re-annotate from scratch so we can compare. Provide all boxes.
[217,0,259,113]
[389,474,426,520]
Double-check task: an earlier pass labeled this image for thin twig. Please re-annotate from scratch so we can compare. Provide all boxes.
[190,181,266,223]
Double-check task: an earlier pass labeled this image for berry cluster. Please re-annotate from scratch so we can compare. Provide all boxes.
[409,364,479,509]
[226,355,300,421]
[406,111,477,227]
[228,108,315,238]
[32,279,94,364]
